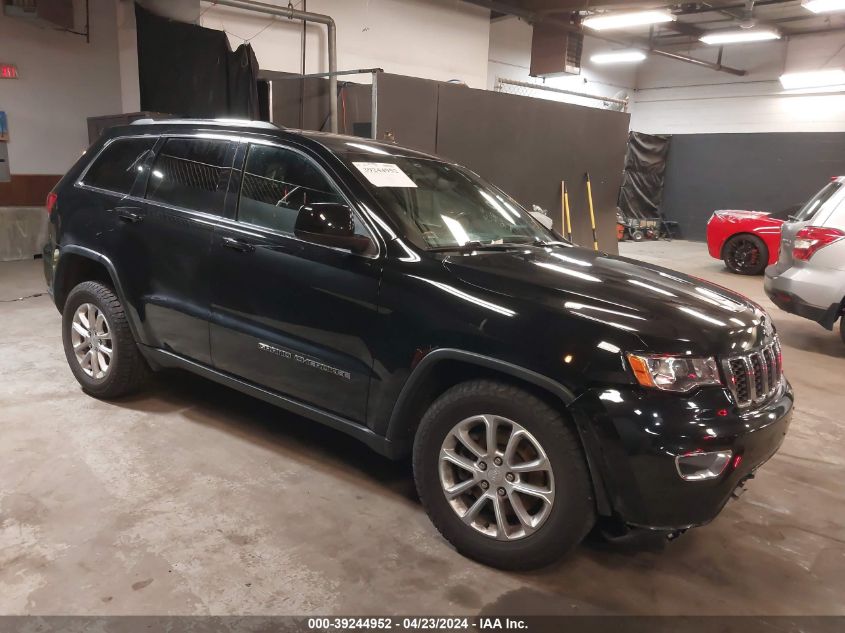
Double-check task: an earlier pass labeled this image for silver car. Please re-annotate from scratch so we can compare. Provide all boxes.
[765,177,845,343]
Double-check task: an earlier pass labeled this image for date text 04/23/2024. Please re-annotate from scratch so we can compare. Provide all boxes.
[306,618,528,630]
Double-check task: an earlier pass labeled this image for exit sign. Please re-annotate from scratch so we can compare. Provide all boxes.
[1,64,19,79]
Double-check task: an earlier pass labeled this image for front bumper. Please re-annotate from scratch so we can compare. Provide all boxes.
[705,222,723,261]
[571,381,793,529]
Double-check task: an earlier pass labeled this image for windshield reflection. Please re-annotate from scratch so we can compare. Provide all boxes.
[343,155,551,251]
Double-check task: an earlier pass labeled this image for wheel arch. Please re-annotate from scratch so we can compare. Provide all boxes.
[54,246,121,311]
[53,246,146,347]
[384,349,612,515]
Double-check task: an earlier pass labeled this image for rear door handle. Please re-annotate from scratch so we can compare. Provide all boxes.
[221,236,255,253]
[112,206,143,223]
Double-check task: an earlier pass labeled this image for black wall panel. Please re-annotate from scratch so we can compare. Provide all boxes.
[434,84,629,252]
[376,74,439,154]
[660,133,845,241]
[266,71,372,135]
[374,75,629,252]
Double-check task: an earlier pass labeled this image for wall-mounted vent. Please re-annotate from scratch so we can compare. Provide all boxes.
[530,18,583,78]
[3,0,74,31]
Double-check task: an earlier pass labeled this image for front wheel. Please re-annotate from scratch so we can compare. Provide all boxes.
[724,234,768,275]
[413,380,595,570]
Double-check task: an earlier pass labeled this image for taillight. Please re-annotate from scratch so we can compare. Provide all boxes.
[46,192,58,215]
[793,226,845,261]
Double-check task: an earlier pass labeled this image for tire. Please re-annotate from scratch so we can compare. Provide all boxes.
[723,234,768,275]
[62,281,151,399]
[631,229,644,242]
[413,379,595,570]
[840,315,845,344]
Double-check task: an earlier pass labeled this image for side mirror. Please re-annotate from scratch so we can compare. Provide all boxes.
[294,203,373,254]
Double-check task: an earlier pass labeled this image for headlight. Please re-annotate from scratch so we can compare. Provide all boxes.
[626,353,722,392]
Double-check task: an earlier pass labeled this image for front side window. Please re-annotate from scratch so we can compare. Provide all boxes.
[83,137,156,194]
[146,138,234,215]
[238,144,345,234]
[341,155,551,250]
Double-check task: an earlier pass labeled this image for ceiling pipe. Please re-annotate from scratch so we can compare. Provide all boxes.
[648,47,741,74]
[209,0,338,133]
[465,0,746,76]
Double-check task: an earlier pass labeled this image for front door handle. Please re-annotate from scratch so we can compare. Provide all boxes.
[113,206,143,223]
[221,236,255,253]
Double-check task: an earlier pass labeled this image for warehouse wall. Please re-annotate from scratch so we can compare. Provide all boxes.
[629,32,845,241]
[200,0,491,89]
[660,133,845,241]
[488,16,636,109]
[630,31,845,134]
[0,0,122,176]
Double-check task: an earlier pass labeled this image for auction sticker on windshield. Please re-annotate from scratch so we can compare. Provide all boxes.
[353,162,417,188]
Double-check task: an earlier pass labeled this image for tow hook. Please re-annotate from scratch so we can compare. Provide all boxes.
[666,529,687,542]
[732,473,755,500]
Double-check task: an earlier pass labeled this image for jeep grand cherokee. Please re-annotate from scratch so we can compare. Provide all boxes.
[43,119,793,570]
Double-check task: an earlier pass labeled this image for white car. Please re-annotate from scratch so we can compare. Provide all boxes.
[764,177,845,343]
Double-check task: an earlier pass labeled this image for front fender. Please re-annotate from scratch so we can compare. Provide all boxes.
[383,348,612,515]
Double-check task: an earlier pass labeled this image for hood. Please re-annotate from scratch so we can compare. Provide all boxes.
[442,245,773,356]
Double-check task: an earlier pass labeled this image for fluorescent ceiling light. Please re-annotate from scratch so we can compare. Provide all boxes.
[803,0,845,13]
[780,68,845,90]
[583,10,674,31]
[591,50,647,64]
[700,28,781,44]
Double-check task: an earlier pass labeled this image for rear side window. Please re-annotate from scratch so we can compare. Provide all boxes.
[794,181,843,222]
[238,144,345,234]
[146,138,234,215]
[82,137,156,194]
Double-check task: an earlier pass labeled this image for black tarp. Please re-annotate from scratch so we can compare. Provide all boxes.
[135,3,259,119]
[618,131,671,219]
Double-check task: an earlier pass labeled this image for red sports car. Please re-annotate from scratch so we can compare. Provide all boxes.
[706,206,797,275]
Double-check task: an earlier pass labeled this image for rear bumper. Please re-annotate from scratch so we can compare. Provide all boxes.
[571,382,793,530]
[764,271,840,329]
[42,240,55,300]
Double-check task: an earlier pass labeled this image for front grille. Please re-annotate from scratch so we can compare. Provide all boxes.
[722,338,783,409]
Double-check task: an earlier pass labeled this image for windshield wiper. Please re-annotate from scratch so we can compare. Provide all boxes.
[427,241,523,253]
[501,237,552,247]
[429,238,558,252]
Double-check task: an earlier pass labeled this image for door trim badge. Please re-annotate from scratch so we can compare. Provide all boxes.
[258,342,351,381]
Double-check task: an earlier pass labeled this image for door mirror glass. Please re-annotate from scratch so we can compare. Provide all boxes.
[295,203,373,253]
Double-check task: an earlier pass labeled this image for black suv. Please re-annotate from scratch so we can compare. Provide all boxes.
[44,119,793,569]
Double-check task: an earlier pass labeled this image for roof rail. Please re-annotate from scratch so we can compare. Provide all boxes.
[130,118,281,130]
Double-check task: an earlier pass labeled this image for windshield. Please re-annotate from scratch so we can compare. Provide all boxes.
[345,155,553,250]
[794,181,843,222]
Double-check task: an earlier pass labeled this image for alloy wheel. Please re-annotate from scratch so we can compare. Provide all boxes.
[438,414,555,541]
[70,302,113,380]
[728,238,760,272]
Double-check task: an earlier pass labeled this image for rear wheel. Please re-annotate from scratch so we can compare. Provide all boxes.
[62,281,151,399]
[724,234,768,275]
[413,380,595,570]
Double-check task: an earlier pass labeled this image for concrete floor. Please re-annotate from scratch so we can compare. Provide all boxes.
[1,241,843,616]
